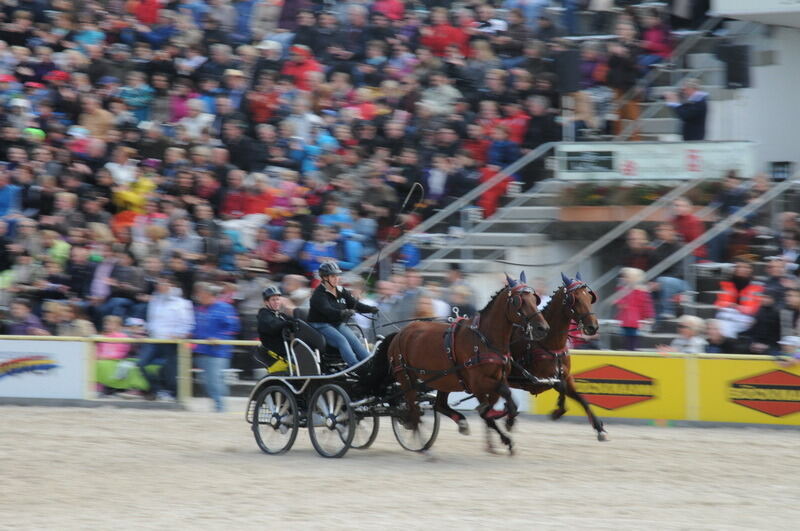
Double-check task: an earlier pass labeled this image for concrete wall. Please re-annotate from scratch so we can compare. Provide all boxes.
[708,25,800,171]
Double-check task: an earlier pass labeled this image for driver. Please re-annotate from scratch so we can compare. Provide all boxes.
[308,261,378,367]
[256,286,297,374]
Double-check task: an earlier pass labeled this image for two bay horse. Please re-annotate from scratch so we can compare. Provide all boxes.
[376,273,549,453]
[508,273,608,441]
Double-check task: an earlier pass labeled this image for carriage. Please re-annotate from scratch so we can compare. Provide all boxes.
[244,315,441,458]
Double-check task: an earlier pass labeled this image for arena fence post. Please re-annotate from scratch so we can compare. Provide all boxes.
[177,341,192,407]
[86,340,97,400]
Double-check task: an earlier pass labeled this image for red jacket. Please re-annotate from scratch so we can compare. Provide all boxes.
[715,280,763,316]
[420,24,468,57]
[500,112,531,144]
[281,53,323,91]
[641,24,672,58]
[614,287,654,328]
[672,213,707,259]
[133,0,160,25]
[372,0,405,21]
[477,166,508,218]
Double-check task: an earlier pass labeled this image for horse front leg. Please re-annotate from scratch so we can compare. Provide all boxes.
[478,395,514,456]
[434,391,470,435]
[564,376,609,441]
[496,381,518,432]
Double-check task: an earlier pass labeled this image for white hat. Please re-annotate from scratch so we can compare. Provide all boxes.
[778,336,800,348]
[257,40,282,53]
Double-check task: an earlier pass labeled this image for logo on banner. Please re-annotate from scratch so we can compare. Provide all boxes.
[0,355,59,379]
[728,370,800,417]
[573,365,655,409]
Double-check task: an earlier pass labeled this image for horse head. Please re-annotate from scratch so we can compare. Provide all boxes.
[561,272,599,336]
[504,271,549,340]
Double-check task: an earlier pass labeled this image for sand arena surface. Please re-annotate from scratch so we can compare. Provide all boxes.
[1,404,798,530]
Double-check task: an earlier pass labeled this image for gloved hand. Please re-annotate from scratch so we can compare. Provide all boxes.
[288,320,300,333]
[366,306,379,314]
[340,309,356,321]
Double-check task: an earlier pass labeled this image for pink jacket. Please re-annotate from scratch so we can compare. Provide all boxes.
[615,288,655,328]
[96,332,132,360]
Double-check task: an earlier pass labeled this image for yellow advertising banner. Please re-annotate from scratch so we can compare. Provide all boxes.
[697,358,800,425]
[531,354,687,420]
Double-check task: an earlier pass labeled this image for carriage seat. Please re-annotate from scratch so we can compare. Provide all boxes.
[292,308,348,372]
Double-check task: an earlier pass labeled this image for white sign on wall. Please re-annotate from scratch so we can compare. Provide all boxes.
[555,141,757,181]
[0,340,88,399]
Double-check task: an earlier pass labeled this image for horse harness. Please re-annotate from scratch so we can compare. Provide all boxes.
[394,314,513,395]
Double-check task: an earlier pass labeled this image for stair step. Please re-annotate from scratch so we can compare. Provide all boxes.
[496,206,560,221]
[623,117,681,134]
[421,259,506,273]
[681,302,718,320]
[462,232,547,246]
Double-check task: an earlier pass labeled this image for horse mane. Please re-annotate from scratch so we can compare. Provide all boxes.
[479,287,507,315]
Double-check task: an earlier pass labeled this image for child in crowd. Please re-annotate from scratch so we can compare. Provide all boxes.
[614,267,654,350]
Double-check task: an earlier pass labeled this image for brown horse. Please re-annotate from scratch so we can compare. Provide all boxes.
[508,273,608,441]
[381,273,549,453]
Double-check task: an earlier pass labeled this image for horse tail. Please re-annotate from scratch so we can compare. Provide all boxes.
[366,332,398,393]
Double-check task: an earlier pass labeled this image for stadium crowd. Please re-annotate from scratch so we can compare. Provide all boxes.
[0,1,697,323]
[617,173,800,362]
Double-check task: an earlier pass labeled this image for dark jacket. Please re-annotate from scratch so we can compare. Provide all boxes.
[307,284,374,325]
[671,94,707,141]
[649,239,683,278]
[257,307,293,352]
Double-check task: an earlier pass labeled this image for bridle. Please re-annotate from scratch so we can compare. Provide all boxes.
[563,281,597,333]
[506,284,543,339]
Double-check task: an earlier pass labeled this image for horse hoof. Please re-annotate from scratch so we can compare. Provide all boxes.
[597,430,610,442]
[550,409,565,421]
[457,420,470,436]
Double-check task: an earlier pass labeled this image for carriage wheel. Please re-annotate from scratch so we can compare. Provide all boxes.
[391,405,440,452]
[351,413,380,450]
[308,384,356,458]
[252,385,299,455]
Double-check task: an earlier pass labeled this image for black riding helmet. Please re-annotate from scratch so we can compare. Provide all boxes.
[318,261,343,278]
[262,285,282,299]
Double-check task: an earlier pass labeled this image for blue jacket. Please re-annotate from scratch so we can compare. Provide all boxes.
[193,301,241,358]
[0,184,21,217]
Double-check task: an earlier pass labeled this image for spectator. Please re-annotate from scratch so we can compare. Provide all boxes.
[142,273,195,401]
[614,267,655,350]
[671,197,707,260]
[704,319,739,354]
[665,77,708,141]
[7,298,48,335]
[714,258,764,338]
[192,282,240,412]
[659,315,707,354]
[649,223,689,320]
[740,290,781,355]
[623,228,652,271]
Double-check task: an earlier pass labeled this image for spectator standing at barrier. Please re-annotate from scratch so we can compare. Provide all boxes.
[665,78,708,141]
[740,290,782,355]
[704,319,739,354]
[614,267,654,351]
[780,287,800,337]
[714,257,764,338]
[193,282,241,412]
[659,315,707,354]
[142,274,196,401]
[7,298,48,336]
[649,223,689,320]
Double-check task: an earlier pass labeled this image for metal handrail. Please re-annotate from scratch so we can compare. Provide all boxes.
[597,175,800,315]
[348,142,559,277]
[560,175,710,275]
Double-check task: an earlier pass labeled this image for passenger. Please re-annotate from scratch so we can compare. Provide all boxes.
[256,285,297,374]
[307,261,379,367]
